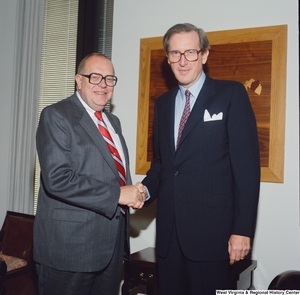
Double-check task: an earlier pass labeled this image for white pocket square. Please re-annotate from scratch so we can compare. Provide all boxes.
[204,109,223,122]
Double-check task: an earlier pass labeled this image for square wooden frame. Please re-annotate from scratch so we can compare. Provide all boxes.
[136,25,287,182]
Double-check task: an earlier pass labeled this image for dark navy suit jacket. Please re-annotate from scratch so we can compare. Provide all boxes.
[143,76,260,261]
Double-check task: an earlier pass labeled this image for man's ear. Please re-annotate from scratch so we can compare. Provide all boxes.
[167,58,171,65]
[75,74,82,90]
[202,50,209,65]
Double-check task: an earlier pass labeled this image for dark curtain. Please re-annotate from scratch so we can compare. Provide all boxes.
[76,0,114,70]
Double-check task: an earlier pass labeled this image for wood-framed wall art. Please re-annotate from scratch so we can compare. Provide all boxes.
[136,25,287,183]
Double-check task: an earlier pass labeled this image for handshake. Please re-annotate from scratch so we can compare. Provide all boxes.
[119,182,147,210]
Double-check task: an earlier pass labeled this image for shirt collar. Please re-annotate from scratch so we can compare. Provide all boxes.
[76,91,94,112]
[178,71,206,100]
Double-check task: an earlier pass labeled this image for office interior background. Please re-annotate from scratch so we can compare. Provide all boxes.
[0,0,299,292]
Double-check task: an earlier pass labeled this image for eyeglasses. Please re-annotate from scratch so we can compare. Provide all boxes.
[167,49,202,63]
[80,73,118,87]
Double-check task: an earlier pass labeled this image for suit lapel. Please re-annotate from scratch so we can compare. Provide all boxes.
[163,88,177,157]
[176,77,216,150]
[71,97,120,180]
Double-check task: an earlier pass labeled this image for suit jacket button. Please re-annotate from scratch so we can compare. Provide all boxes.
[175,171,179,176]
[116,215,120,220]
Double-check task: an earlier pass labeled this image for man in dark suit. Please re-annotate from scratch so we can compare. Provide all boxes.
[34,52,146,295]
[142,23,260,294]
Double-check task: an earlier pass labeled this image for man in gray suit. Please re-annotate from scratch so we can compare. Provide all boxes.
[33,52,146,295]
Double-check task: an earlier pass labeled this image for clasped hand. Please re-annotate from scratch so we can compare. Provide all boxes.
[119,182,147,210]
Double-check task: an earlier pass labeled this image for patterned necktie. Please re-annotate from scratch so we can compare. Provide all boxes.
[176,89,191,149]
[94,111,126,186]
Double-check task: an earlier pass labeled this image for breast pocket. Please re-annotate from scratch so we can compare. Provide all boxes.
[52,208,88,223]
[202,120,227,147]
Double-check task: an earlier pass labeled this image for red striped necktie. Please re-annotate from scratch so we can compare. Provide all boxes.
[94,111,126,186]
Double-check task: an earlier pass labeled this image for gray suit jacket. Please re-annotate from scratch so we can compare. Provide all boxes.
[33,93,131,272]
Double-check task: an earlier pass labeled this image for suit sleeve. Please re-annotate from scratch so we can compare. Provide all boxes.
[142,100,161,203]
[227,82,260,237]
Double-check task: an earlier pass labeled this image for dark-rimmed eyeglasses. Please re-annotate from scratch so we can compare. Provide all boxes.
[80,73,118,87]
[167,49,202,63]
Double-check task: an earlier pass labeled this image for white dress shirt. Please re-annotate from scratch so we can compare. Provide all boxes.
[174,72,206,145]
[76,91,127,172]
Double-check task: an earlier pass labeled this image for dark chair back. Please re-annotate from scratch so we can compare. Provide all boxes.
[269,270,300,289]
[0,211,38,295]
[0,211,35,264]
[0,258,7,295]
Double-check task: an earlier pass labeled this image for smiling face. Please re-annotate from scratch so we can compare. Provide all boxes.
[168,31,209,89]
[75,55,115,111]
